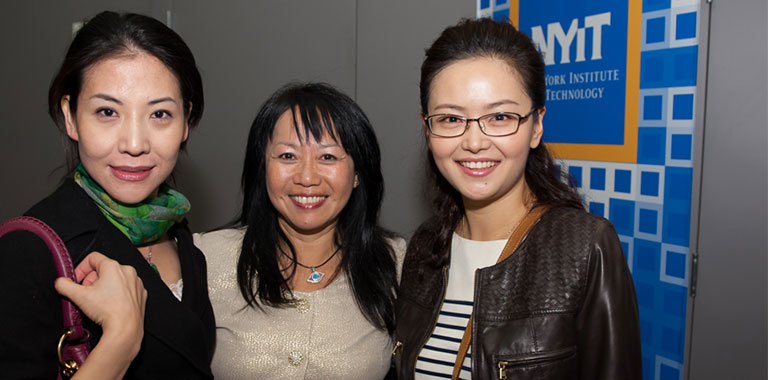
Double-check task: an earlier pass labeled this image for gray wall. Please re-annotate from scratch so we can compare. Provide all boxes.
[687,0,768,379]
[0,1,474,236]
[356,0,475,232]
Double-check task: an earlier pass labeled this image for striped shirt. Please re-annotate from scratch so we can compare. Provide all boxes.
[414,233,506,379]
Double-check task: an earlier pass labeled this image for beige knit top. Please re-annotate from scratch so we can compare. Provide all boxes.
[194,228,405,380]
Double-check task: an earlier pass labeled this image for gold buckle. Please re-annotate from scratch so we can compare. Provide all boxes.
[57,329,79,378]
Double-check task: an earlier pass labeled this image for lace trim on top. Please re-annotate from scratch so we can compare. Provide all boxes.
[169,278,183,301]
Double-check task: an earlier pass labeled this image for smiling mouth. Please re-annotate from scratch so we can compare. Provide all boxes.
[459,161,498,169]
[110,166,153,181]
[290,195,328,205]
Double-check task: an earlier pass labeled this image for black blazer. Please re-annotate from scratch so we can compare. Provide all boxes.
[0,180,215,379]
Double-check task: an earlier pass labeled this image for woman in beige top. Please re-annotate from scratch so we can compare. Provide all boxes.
[195,83,404,379]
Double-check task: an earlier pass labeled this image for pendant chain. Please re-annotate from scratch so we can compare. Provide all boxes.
[142,245,160,274]
[281,246,341,284]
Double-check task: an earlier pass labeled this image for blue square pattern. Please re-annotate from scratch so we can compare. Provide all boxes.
[569,166,582,188]
[663,286,686,318]
[641,171,660,196]
[660,364,680,380]
[676,12,697,40]
[665,250,686,279]
[663,211,691,247]
[635,281,655,310]
[479,0,490,10]
[610,198,636,236]
[590,167,606,190]
[642,355,653,380]
[589,202,605,217]
[662,167,693,246]
[639,208,658,234]
[643,55,665,83]
[493,8,508,21]
[634,238,661,274]
[615,170,632,193]
[640,320,654,346]
[673,50,698,82]
[640,46,698,88]
[643,95,663,120]
[666,167,692,201]
[643,0,671,12]
[496,0,508,5]
[672,94,694,120]
[662,327,684,361]
[638,127,666,165]
[646,17,666,43]
[670,134,692,160]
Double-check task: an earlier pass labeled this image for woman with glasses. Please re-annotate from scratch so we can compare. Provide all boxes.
[392,18,642,379]
[195,82,404,379]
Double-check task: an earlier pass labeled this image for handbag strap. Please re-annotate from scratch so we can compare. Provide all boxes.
[0,216,90,377]
[451,205,551,380]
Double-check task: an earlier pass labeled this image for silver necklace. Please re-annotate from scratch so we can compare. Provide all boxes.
[143,245,159,274]
[282,246,341,284]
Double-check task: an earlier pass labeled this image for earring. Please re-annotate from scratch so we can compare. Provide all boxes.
[353,177,359,188]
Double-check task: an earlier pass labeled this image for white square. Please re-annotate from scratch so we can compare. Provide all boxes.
[666,86,697,128]
[655,355,684,380]
[669,6,700,48]
[641,10,671,51]
[635,201,664,241]
[639,88,669,127]
[660,243,690,287]
[635,164,666,203]
[666,127,695,167]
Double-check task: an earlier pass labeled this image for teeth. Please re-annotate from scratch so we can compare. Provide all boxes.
[460,161,497,169]
[291,196,327,204]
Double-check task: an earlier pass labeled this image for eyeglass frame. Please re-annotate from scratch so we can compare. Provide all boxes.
[423,109,538,137]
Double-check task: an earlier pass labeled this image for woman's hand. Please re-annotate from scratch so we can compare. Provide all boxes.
[54,252,147,380]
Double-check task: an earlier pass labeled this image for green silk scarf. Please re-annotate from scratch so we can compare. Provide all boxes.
[73,164,191,245]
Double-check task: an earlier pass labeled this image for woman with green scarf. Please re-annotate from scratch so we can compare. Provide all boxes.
[0,11,215,379]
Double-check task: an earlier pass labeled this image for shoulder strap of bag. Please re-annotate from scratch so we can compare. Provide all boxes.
[451,205,551,380]
[0,216,91,378]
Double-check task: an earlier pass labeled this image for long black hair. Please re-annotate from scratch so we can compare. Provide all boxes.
[415,18,584,266]
[48,11,204,175]
[236,82,398,333]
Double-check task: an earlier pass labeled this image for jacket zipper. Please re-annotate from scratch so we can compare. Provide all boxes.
[497,347,575,379]
[412,265,449,377]
[498,361,508,379]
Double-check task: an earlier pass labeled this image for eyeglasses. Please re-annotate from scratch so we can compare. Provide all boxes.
[424,109,537,137]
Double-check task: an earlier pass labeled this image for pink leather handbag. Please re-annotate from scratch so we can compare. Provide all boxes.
[0,216,91,379]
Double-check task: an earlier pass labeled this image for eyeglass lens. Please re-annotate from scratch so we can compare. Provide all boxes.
[429,112,522,137]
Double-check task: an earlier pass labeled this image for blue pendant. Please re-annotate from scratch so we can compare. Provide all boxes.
[306,268,325,284]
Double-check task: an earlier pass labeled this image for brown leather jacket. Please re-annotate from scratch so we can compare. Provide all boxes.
[393,207,642,379]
